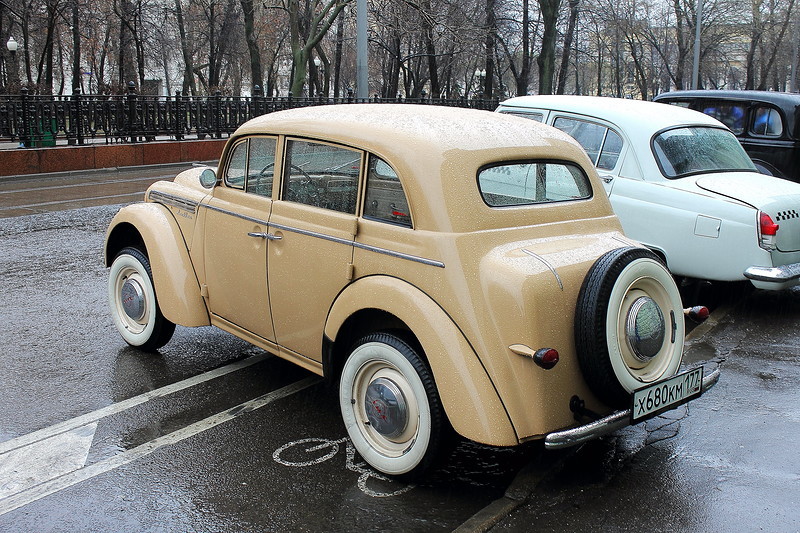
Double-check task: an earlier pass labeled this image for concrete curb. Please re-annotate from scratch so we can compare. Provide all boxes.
[453,448,575,532]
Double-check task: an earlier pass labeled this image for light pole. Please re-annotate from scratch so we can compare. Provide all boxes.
[6,36,20,92]
[691,0,703,89]
[475,68,486,97]
[314,56,324,98]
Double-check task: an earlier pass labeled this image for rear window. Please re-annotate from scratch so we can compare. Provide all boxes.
[478,161,593,207]
[652,126,757,179]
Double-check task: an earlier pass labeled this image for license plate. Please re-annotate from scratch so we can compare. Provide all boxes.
[631,367,704,423]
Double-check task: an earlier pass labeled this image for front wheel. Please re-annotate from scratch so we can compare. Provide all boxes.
[339,332,445,480]
[108,247,175,352]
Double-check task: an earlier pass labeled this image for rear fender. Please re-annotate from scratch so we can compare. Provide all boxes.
[325,275,518,446]
[105,203,210,327]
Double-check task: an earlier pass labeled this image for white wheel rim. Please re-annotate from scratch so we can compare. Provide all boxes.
[109,254,157,346]
[606,258,684,390]
[340,341,431,476]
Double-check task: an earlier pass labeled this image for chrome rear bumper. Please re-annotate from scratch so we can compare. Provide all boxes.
[544,365,721,450]
[744,262,800,285]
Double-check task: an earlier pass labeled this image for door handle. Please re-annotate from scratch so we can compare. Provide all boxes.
[248,232,282,241]
[599,175,614,183]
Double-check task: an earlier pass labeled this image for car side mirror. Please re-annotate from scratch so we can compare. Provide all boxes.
[199,168,218,188]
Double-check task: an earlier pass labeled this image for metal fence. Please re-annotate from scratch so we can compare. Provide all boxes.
[0,84,500,148]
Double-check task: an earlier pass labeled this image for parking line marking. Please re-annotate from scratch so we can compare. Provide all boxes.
[0,376,320,516]
[0,352,271,457]
[0,423,97,500]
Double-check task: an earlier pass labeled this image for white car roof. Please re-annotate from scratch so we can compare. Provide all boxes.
[498,95,728,137]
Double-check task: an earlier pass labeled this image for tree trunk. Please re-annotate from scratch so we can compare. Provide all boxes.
[556,0,579,94]
[174,0,197,95]
[240,0,263,91]
[537,0,560,94]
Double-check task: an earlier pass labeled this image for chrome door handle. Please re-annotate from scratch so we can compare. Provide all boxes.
[599,175,614,183]
[248,232,282,241]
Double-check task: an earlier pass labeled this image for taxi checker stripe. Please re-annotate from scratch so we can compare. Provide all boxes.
[202,203,445,268]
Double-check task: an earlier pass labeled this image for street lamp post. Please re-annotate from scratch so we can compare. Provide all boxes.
[475,68,486,98]
[313,57,324,98]
[6,36,20,92]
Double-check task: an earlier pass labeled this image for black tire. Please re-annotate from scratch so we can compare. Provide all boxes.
[338,332,446,480]
[108,246,176,352]
[575,247,684,408]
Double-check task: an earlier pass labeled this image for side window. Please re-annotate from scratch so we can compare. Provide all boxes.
[750,107,783,137]
[245,137,277,197]
[502,111,545,122]
[553,117,622,170]
[283,140,360,214]
[597,129,623,170]
[478,161,592,206]
[364,156,411,227]
[699,103,746,134]
[224,141,247,190]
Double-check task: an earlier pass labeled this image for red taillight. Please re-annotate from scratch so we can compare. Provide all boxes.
[760,212,779,235]
[759,211,779,250]
[533,348,559,370]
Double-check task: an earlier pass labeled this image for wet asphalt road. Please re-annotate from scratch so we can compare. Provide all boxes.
[1,168,799,532]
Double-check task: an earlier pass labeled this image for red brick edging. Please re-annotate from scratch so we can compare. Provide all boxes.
[0,139,227,177]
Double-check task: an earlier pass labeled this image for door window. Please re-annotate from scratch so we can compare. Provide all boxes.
[750,107,783,137]
[283,140,361,214]
[223,137,277,197]
[553,117,623,170]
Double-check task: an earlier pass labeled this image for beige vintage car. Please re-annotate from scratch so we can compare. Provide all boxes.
[104,105,718,479]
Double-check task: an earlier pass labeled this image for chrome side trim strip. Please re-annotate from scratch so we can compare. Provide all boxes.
[353,241,445,268]
[522,249,563,290]
[202,203,268,226]
[543,365,721,450]
[149,190,199,212]
[200,204,444,268]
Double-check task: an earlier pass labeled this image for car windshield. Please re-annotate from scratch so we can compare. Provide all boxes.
[652,126,757,179]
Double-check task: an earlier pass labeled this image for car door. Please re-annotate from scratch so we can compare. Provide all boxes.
[267,138,362,363]
[203,136,278,341]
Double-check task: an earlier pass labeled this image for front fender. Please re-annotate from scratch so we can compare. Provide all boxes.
[105,203,210,327]
[325,275,518,446]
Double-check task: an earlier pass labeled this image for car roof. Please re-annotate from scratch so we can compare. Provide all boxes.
[236,103,581,155]
[231,104,613,233]
[654,89,800,110]
[497,95,726,137]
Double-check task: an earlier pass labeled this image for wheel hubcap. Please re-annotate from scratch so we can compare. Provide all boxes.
[121,278,146,321]
[625,296,666,362]
[364,377,408,439]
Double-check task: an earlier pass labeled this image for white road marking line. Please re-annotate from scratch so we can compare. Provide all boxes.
[0,423,97,500]
[0,376,320,516]
[0,352,270,457]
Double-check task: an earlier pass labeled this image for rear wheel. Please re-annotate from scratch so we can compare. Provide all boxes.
[339,332,445,480]
[575,247,684,408]
[109,247,175,352]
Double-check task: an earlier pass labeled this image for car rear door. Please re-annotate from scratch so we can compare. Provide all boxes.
[267,139,362,364]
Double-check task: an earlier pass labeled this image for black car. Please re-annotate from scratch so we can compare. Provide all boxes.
[654,90,800,183]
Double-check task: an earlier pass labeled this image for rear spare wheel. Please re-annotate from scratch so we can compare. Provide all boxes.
[575,247,684,408]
